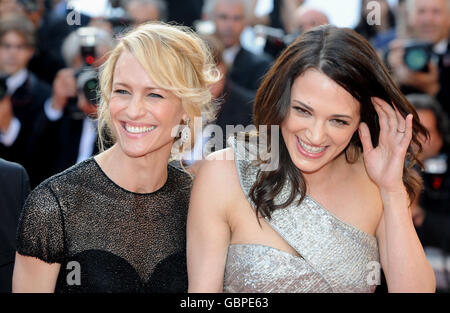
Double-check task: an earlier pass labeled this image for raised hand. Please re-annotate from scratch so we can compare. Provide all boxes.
[358,97,413,193]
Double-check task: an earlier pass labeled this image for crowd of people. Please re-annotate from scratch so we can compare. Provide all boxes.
[0,0,448,293]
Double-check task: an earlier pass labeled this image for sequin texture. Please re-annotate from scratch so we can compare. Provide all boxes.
[224,137,380,293]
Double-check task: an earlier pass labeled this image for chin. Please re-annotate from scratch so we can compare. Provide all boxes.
[289,147,342,175]
[117,141,152,158]
[292,159,327,174]
[121,148,151,159]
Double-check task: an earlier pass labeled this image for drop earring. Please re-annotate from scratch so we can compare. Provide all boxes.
[181,117,191,143]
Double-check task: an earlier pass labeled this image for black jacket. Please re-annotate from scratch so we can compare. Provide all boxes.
[0,72,52,188]
[230,48,273,92]
[0,158,30,293]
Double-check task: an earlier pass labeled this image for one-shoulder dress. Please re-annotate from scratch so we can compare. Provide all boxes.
[223,137,380,293]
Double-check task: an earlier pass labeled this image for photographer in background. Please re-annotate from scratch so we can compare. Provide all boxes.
[124,0,166,26]
[0,14,51,188]
[202,34,254,148]
[203,0,272,92]
[292,5,329,35]
[25,0,91,84]
[354,0,396,51]
[408,94,450,292]
[41,26,114,175]
[0,158,29,293]
[386,0,449,115]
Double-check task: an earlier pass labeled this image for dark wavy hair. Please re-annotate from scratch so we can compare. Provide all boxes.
[250,25,428,220]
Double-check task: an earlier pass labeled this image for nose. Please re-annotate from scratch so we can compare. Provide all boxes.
[126,95,146,120]
[304,120,326,145]
[421,10,435,25]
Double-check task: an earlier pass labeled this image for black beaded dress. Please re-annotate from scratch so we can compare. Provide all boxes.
[16,158,192,293]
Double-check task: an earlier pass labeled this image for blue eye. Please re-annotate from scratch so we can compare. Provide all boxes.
[114,89,129,95]
[148,93,163,98]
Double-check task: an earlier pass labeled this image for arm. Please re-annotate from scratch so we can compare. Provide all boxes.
[187,149,236,292]
[12,253,61,293]
[375,193,435,292]
[13,183,66,293]
[360,97,435,292]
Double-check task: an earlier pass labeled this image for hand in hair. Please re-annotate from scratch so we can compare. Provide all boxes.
[358,97,413,194]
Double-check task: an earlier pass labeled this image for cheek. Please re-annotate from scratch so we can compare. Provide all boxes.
[331,126,358,147]
[153,102,184,128]
[109,97,126,120]
[281,113,302,134]
[109,99,119,116]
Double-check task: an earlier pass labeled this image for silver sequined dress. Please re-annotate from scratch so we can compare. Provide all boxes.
[223,137,380,293]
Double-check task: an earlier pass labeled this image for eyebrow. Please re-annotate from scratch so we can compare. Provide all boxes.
[292,99,354,120]
[113,82,163,91]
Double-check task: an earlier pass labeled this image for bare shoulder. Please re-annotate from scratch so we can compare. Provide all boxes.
[198,148,236,177]
[205,148,235,161]
[191,148,242,208]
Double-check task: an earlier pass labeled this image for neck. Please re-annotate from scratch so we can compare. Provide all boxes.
[95,142,172,193]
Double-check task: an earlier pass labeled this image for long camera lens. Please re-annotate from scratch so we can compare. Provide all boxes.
[77,69,99,105]
[77,27,100,106]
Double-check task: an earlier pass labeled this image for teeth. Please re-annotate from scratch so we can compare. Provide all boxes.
[298,138,326,154]
[125,124,155,134]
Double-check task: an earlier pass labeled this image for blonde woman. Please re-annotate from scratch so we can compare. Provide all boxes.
[12,22,218,293]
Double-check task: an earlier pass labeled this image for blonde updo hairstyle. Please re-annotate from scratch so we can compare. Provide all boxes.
[97,22,220,157]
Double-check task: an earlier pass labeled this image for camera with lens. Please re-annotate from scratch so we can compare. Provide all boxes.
[403,40,434,72]
[65,28,100,118]
[76,27,100,106]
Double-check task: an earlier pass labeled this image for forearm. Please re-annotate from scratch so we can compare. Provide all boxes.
[381,190,435,292]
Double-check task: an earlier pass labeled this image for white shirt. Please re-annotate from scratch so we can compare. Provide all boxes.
[6,68,28,95]
[223,45,241,68]
[434,40,448,55]
[0,117,21,147]
[45,99,97,164]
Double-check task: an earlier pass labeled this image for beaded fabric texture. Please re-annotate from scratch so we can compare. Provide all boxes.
[16,158,192,293]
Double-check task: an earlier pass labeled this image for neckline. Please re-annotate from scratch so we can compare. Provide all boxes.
[228,243,304,261]
[305,194,377,242]
[91,157,170,196]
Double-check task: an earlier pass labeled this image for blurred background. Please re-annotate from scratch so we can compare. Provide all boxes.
[0,0,448,293]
